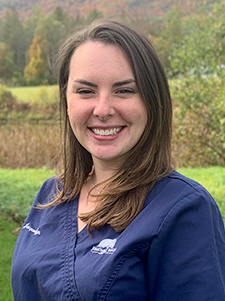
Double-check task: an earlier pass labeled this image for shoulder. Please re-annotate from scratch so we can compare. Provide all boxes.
[146,171,225,300]
[163,170,211,194]
[167,170,210,193]
[146,170,214,206]
[33,175,62,206]
[166,170,218,211]
[142,170,225,251]
[143,170,222,234]
[21,175,71,231]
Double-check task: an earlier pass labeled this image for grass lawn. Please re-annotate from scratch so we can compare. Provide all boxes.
[0,167,224,300]
[8,85,57,102]
[0,168,55,301]
[0,217,19,301]
[0,168,55,221]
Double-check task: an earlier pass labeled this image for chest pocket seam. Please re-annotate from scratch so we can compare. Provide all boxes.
[99,241,150,301]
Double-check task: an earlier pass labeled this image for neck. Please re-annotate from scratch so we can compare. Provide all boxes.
[91,158,121,185]
[81,159,120,207]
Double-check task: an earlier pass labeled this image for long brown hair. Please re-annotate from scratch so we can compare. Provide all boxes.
[45,19,173,232]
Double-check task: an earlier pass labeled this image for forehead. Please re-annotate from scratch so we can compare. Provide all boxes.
[68,42,134,80]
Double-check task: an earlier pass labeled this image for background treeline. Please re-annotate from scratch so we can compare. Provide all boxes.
[0,2,224,85]
[0,6,105,86]
[0,0,215,20]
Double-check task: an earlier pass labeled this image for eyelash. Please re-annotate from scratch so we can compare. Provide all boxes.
[75,88,137,98]
[76,89,94,95]
[116,88,135,94]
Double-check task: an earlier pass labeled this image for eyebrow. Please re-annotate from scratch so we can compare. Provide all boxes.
[113,79,136,87]
[73,79,97,88]
[73,79,136,88]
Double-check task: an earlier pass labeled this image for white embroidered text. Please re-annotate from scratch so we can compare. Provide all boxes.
[91,238,117,255]
[23,223,41,236]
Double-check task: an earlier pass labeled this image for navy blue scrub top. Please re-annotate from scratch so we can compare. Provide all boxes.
[11,171,225,300]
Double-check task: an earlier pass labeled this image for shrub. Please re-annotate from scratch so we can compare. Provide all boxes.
[0,85,17,117]
[29,86,59,119]
[171,75,225,167]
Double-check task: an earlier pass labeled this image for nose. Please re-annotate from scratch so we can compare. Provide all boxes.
[93,94,115,120]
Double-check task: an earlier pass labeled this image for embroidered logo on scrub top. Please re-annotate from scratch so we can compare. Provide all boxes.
[23,223,41,236]
[91,238,117,255]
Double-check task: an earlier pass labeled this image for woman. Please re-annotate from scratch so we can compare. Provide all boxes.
[11,20,225,301]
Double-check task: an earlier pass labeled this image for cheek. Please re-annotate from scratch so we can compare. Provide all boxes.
[126,104,147,127]
[67,103,91,128]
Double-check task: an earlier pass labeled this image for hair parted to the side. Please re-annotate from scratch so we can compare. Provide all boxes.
[45,19,173,232]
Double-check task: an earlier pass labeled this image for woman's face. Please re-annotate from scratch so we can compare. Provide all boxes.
[66,42,147,167]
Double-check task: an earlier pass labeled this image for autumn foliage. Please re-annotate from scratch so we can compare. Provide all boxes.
[24,36,48,85]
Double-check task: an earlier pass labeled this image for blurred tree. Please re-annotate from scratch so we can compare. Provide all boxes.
[53,6,81,33]
[23,5,43,53]
[2,8,27,74]
[24,36,48,85]
[171,74,225,166]
[53,6,65,22]
[86,9,103,24]
[0,42,17,84]
[169,2,225,78]
[35,11,67,76]
[0,19,3,42]
[123,11,155,38]
[153,6,184,72]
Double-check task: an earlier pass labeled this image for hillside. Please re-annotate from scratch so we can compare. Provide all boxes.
[0,0,219,20]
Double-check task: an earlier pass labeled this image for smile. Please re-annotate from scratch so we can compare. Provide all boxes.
[91,127,123,136]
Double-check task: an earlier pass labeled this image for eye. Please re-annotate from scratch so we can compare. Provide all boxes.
[115,88,136,97]
[75,88,95,98]
[76,88,94,94]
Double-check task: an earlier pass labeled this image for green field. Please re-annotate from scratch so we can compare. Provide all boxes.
[9,85,58,102]
[0,217,20,301]
[0,168,55,301]
[0,167,225,300]
[0,168,55,221]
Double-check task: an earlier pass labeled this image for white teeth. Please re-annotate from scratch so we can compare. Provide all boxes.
[92,127,122,136]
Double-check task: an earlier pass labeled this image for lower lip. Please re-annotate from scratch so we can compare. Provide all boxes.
[89,128,125,141]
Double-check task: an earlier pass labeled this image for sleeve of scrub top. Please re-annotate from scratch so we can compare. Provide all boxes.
[147,189,225,301]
